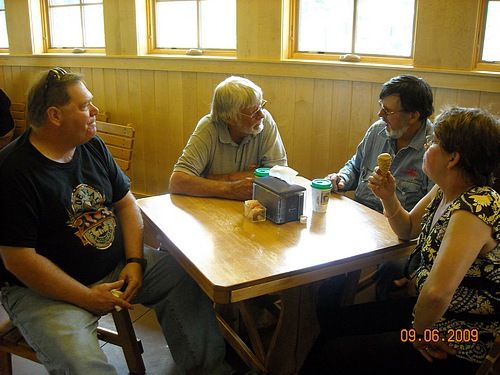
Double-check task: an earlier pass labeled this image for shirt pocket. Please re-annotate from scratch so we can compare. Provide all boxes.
[360,166,375,184]
[396,179,422,211]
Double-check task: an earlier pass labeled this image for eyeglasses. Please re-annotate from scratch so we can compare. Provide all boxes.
[44,67,67,104]
[378,99,404,117]
[240,99,267,119]
[425,134,436,147]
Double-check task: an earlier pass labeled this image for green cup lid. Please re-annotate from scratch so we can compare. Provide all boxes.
[254,168,270,177]
[311,179,332,190]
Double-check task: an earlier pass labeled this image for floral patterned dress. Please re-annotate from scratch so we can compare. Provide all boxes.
[408,186,499,364]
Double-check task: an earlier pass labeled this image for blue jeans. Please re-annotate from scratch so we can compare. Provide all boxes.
[1,247,231,375]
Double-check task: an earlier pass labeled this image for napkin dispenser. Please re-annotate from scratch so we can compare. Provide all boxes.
[253,176,306,224]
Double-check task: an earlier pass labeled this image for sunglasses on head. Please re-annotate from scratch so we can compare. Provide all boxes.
[44,67,68,105]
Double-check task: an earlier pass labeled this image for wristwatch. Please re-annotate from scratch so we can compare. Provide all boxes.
[126,257,147,271]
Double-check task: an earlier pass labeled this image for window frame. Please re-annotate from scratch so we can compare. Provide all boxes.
[288,0,416,66]
[40,0,105,54]
[0,0,8,52]
[476,0,500,72]
[146,0,236,57]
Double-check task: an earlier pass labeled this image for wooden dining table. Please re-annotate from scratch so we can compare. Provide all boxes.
[137,177,415,374]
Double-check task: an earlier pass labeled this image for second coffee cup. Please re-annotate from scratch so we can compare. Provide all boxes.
[311,179,332,213]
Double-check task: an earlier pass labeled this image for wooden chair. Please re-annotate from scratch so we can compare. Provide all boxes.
[96,119,135,173]
[9,103,26,139]
[476,335,500,375]
[0,308,145,374]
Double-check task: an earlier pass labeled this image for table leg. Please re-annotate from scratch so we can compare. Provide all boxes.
[339,270,362,306]
[265,283,320,375]
[216,283,319,375]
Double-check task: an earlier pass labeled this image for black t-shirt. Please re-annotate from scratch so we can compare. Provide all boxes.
[0,130,130,286]
[0,89,15,137]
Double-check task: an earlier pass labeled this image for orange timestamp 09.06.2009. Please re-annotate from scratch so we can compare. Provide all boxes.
[400,328,479,343]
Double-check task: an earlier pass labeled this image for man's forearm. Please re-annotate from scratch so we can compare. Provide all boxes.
[0,248,92,308]
[207,169,254,182]
[170,171,239,199]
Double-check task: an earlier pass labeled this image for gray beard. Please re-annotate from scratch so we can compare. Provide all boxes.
[385,123,410,139]
[249,122,264,135]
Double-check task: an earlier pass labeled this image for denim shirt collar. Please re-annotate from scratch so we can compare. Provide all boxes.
[408,119,433,151]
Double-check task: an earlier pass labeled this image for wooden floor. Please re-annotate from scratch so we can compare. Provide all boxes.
[0,304,178,374]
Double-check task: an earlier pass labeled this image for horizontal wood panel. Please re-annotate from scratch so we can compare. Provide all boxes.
[1,64,499,196]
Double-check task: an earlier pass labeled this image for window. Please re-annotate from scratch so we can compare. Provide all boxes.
[480,0,500,62]
[42,0,105,52]
[0,0,8,50]
[291,0,416,63]
[149,0,236,55]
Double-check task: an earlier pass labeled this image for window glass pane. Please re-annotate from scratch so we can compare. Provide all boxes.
[0,11,8,48]
[355,0,414,56]
[83,0,102,3]
[297,0,354,53]
[199,0,236,49]
[83,4,105,47]
[156,1,197,48]
[0,1,4,8]
[49,0,79,5]
[49,7,83,48]
[482,1,500,62]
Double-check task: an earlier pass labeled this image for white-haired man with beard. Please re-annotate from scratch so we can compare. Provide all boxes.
[169,76,287,201]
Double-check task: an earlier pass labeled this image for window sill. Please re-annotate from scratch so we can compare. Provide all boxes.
[1,54,498,93]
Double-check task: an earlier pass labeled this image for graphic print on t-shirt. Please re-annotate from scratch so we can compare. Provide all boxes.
[67,183,116,250]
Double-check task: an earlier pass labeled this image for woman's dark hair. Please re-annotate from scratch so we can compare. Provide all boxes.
[434,106,500,186]
[380,75,434,121]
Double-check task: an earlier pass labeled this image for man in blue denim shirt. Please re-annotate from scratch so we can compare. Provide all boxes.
[320,75,435,309]
[327,75,434,213]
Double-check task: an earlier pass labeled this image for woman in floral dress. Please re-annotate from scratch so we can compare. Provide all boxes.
[301,107,499,375]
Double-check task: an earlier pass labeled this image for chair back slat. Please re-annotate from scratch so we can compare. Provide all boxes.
[105,145,132,161]
[97,132,134,149]
[10,103,26,138]
[96,120,135,172]
[97,122,135,138]
[96,112,109,122]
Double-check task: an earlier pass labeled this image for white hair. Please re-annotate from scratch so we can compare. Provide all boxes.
[211,76,263,125]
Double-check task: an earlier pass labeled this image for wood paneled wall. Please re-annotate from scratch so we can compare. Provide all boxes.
[1,64,499,197]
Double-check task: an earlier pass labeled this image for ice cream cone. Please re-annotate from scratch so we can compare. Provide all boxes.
[377,153,392,176]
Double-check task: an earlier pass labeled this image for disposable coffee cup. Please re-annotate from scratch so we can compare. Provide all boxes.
[311,179,332,213]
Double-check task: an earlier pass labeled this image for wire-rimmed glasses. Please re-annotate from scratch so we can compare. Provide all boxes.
[378,99,404,117]
[240,99,267,119]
